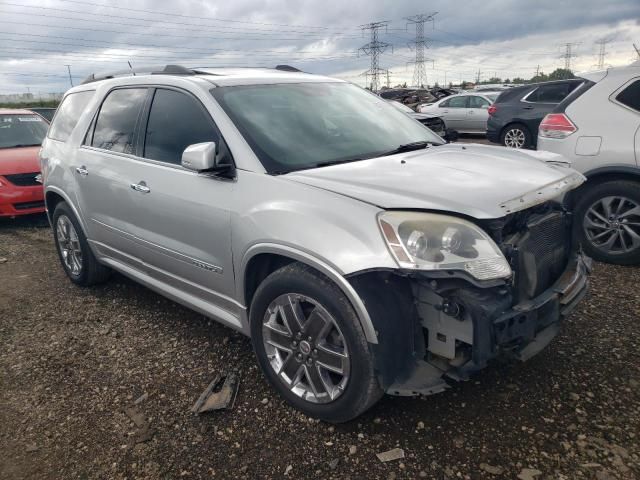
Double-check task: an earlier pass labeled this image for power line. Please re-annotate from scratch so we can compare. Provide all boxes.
[358,21,391,92]
[65,65,73,87]
[633,43,640,59]
[405,12,437,87]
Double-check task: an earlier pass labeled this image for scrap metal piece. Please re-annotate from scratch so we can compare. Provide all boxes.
[191,372,240,414]
[376,448,405,463]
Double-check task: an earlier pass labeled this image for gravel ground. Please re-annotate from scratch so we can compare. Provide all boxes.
[0,215,638,480]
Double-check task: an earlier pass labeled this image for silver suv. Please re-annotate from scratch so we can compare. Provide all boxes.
[40,65,590,422]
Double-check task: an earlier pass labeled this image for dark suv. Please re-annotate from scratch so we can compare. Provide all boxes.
[487,79,583,148]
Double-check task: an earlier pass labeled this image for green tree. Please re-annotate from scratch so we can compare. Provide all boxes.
[548,68,574,80]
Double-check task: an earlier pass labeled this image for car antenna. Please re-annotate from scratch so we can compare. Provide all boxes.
[128,61,135,76]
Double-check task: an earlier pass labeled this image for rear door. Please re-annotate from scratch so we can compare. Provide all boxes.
[466,95,491,133]
[520,82,578,133]
[125,87,238,317]
[75,87,149,266]
[437,96,469,131]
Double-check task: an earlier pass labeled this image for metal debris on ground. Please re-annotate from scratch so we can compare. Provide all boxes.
[376,448,405,463]
[191,372,240,414]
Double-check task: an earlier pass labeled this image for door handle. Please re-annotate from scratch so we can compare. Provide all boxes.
[130,181,151,194]
[468,110,475,114]
[75,166,88,176]
[522,105,534,110]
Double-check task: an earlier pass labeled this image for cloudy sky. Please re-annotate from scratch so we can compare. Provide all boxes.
[1,0,639,94]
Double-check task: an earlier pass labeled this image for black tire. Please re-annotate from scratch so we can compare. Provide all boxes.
[250,262,383,423]
[52,201,111,286]
[573,180,640,265]
[500,123,531,149]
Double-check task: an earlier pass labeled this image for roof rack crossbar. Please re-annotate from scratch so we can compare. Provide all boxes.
[81,64,195,85]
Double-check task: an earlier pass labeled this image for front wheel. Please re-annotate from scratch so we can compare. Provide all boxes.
[574,180,640,265]
[250,263,382,423]
[501,123,531,149]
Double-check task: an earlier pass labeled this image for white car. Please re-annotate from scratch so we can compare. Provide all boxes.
[418,92,500,134]
[537,62,640,265]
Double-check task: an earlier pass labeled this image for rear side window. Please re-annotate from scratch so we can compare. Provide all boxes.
[616,80,640,112]
[92,88,147,154]
[48,90,94,142]
[469,96,490,108]
[526,83,576,104]
[143,88,218,164]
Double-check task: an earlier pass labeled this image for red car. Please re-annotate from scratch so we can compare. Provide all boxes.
[0,109,49,217]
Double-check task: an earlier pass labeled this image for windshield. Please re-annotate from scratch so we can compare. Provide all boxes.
[211,82,443,174]
[0,114,48,149]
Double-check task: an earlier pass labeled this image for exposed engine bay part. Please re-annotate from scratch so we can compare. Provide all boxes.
[349,203,591,397]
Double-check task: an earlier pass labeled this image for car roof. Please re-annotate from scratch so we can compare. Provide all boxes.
[0,108,41,115]
[78,65,343,89]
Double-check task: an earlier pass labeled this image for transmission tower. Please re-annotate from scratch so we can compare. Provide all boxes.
[560,43,580,71]
[358,21,391,92]
[595,39,608,69]
[634,43,640,59]
[405,13,437,87]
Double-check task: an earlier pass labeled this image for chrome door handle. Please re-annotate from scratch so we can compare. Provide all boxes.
[76,166,88,176]
[130,182,150,194]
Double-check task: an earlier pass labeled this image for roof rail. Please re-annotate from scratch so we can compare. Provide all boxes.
[274,65,302,72]
[81,64,195,85]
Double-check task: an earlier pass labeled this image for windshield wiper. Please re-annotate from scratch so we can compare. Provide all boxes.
[378,141,431,157]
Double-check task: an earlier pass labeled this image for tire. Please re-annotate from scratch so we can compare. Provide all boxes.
[52,201,111,286]
[500,123,531,149]
[250,262,383,423]
[573,180,640,265]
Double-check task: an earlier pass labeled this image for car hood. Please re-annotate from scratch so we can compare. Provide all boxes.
[0,146,41,176]
[284,143,584,219]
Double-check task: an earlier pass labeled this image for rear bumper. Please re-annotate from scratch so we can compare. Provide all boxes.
[0,184,45,217]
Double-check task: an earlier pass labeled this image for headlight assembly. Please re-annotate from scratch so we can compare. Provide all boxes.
[378,211,512,281]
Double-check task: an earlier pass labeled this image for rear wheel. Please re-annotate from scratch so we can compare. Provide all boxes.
[501,123,531,149]
[250,263,382,422]
[52,201,111,286]
[574,180,640,265]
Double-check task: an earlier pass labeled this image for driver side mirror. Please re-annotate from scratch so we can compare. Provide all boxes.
[181,142,235,178]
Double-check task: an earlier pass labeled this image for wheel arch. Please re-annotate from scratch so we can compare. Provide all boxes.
[44,187,87,233]
[239,244,379,344]
[564,165,640,208]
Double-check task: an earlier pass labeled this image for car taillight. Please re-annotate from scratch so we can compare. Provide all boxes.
[539,113,576,139]
[487,104,497,115]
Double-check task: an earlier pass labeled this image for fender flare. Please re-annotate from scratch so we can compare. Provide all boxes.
[44,186,89,234]
[239,243,379,344]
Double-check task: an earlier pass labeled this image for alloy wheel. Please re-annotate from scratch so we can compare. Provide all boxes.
[262,293,350,404]
[56,215,83,275]
[584,196,640,254]
[504,128,526,148]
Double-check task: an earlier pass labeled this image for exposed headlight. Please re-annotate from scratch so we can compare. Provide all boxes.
[378,211,512,281]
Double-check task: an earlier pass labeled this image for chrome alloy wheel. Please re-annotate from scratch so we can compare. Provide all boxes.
[262,294,350,404]
[56,215,83,275]
[584,196,640,254]
[503,128,526,148]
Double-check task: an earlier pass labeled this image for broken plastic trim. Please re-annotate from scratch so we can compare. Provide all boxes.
[191,372,240,414]
[499,171,585,214]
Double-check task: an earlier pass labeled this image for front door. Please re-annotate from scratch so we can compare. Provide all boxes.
[125,87,237,321]
[438,96,469,131]
[466,95,491,133]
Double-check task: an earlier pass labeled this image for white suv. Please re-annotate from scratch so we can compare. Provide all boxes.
[538,62,640,264]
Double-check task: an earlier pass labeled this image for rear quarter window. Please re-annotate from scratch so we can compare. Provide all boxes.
[615,79,640,112]
[48,90,95,142]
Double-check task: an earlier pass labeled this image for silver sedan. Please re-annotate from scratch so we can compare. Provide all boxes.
[419,92,500,134]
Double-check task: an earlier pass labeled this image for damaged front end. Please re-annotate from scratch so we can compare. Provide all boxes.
[349,201,591,397]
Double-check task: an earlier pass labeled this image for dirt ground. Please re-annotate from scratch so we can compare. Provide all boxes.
[0,214,638,480]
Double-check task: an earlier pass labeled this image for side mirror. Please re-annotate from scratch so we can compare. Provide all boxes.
[182,142,217,172]
[444,129,459,143]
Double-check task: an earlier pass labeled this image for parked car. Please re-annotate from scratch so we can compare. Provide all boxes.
[418,92,500,134]
[40,65,589,422]
[487,79,583,148]
[27,107,57,122]
[387,100,447,137]
[0,109,48,217]
[537,63,640,265]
